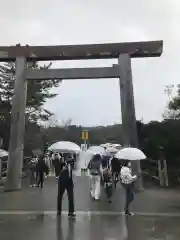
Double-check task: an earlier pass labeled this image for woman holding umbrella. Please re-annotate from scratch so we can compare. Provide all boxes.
[116,147,146,216]
[120,161,137,216]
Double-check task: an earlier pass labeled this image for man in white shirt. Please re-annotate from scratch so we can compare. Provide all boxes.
[120,161,137,216]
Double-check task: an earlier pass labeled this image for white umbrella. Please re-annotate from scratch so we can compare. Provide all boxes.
[100,143,113,148]
[0,149,8,158]
[111,144,122,150]
[105,147,119,155]
[87,146,106,155]
[48,141,81,154]
[115,147,146,161]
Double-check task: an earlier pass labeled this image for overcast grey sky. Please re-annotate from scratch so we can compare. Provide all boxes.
[0,0,179,126]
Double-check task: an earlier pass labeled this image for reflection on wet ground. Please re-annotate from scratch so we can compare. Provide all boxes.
[0,213,180,240]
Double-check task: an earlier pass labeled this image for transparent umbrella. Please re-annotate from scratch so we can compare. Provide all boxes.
[48,141,81,154]
[0,149,8,158]
[87,146,107,155]
[115,147,146,161]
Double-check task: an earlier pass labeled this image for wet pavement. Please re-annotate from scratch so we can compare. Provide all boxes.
[1,212,180,239]
[0,157,180,239]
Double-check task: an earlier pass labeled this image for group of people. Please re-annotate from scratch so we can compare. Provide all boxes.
[28,150,138,217]
[28,152,76,188]
[87,154,138,216]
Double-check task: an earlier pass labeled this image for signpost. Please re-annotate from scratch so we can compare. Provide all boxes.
[81,131,88,151]
[81,131,88,171]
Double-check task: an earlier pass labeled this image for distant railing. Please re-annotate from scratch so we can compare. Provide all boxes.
[0,156,32,179]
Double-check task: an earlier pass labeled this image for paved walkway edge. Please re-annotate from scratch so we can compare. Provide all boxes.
[0,210,180,217]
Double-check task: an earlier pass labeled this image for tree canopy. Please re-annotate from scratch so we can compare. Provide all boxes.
[165,84,180,120]
[0,61,61,122]
[0,61,61,149]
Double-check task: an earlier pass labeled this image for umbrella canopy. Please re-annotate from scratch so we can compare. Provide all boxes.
[32,149,43,157]
[48,141,81,154]
[105,147,119,155]
[111,144,122,150]
[87,146,107,155]
[115,147,146,161]
[0,149,8,158]
[100,143,113,148]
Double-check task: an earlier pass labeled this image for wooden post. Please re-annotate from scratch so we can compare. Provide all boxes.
[158,160,164,186]
[163,159,169,187]
[4,57,27,191]
[118,54,142,190]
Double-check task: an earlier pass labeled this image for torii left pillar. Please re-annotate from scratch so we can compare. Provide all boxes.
[4,57,27,192]
[118,54,143,191]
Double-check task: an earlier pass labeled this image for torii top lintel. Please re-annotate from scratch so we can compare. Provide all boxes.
[0,40,163,62]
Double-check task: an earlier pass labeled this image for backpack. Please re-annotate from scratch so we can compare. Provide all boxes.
[88,159,101,175]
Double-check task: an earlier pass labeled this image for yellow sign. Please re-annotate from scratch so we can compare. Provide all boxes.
[81,131,88,140]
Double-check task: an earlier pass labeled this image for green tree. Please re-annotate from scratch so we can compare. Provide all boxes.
[0,62,62,122]
[165,84,180,120]
[0,61,61,150]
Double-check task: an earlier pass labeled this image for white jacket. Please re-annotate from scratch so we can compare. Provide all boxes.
[120,166,137,184]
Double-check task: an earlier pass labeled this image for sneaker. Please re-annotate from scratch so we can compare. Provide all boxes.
[125,211,134,216]
[68,213,76,218]
[30,185,33,188]
[94,198,100,201]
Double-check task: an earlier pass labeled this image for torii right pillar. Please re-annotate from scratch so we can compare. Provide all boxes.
[118,54,143,191]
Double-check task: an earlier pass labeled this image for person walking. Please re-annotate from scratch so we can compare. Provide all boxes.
[52,152,61,179]
[87,154,103,200]
[103,168,113,203]
[28,156,38,187]
[57,158,76,218]
[44,153,50,178]
[111,156,121,188]
[36,155,47,188]
[120,161,137,216]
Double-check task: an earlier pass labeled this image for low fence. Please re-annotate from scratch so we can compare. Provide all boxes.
[141,158,180,187]
[0,156,31,179]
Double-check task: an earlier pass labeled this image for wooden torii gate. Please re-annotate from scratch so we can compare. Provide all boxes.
[0,40,163,191]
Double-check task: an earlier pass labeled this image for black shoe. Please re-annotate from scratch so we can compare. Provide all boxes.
[108,200,112,204]
[57,211,61,216]
[68,213,76,218]
[125,211,133,216]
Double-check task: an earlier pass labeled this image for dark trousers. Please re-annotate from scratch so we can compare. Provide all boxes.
[112,171,120,188]
[37,171,44,188]
[29,170,36,185]
[57,182,74,214]
[124,185,134,212]
[105,182,113,199]
[53,161,59,177]
[45,165,49,176]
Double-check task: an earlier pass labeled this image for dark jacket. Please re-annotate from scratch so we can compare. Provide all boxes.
[59,163,73,186]
[111,157,121,172]
[36,156,47,173]
[88,154,102,176]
